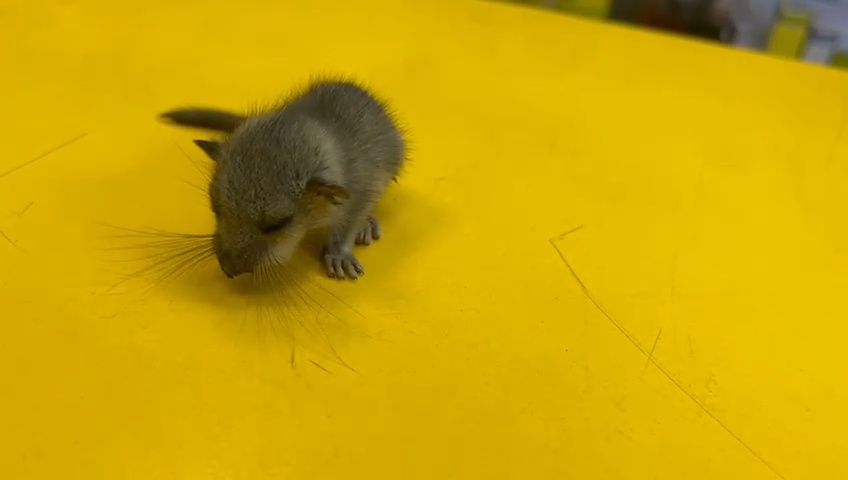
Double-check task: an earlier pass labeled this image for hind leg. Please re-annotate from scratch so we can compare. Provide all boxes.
[355,216,381,246]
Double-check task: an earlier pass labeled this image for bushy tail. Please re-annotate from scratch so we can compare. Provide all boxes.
[159,108,245,133]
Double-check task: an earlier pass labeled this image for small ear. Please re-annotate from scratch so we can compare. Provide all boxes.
[305,178,350,205]
[193,139,221,161]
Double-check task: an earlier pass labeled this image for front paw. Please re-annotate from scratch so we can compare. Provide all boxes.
[355,216,381,246]
[322,247,365,280]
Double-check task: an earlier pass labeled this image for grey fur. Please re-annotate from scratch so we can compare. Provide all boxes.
[160,108,245,133]
[160,80,405,280]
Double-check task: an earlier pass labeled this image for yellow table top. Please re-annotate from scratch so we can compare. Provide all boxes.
[2,1,846,478]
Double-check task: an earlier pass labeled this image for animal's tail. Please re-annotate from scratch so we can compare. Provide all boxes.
[159,108,245,133]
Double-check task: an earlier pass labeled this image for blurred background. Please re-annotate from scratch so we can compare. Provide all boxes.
[492,0,848,69]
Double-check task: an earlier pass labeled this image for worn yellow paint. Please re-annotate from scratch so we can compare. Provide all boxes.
[1,1,846,479]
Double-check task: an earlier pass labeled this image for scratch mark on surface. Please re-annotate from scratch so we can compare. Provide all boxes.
[17,202,33,217]
[549,238,787,480]
[310,360,333,374]
[549,236,643,349]
[644,328,663,374]
[0,133,89,180]
[0,229,16,247]
[0,229,26,253]
[553,224,584,241]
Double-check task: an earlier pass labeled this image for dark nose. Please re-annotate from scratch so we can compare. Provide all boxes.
[217,254,252,278]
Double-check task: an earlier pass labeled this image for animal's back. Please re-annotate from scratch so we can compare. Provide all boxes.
[291,81,405,178]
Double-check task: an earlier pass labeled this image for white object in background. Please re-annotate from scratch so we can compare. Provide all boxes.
[786,1,848,55]
[804,27,837,63]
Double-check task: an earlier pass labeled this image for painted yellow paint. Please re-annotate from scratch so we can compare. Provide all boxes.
[1,1,846,479]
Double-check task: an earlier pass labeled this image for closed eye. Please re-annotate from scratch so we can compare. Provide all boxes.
[260,216,293,235]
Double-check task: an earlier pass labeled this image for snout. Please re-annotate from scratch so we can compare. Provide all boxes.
[213,232,262,279]
[216,252,253,278]
[220,264,251,278]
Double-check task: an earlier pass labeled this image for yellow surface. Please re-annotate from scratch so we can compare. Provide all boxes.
[1,1,847,479]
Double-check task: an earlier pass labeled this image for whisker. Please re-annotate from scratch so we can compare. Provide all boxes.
[105,252,204,263]
[111,246,205,281]
[111,231,212,240]
[178,178,207,196]
[287,262,366,319]
[260,272,283,344]
[264,269,289,344]
[98,222,213,239]
[277,263,346,325]
[133,247,215,296]
[104,242,213,293]
[257,265,303,357]
[255,265,314,350]
[263,261,357,373]
[174,141,213,183]
[153,247,214,284]
[272,266,309,308]
[266,265,315,338]
[103,237,211,252]
[312,313,358,374]
[141,244,212,270]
